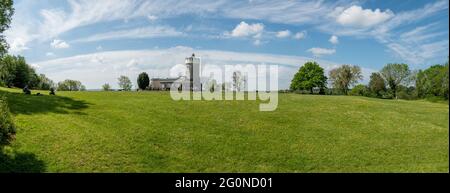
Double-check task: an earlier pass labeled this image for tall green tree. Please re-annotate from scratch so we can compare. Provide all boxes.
[137,72,150,90]
[380,63,410,99]
[118,75,132,91]
[290,61,327,93]
[0,55,36,88]
[1,0,14,57]
[35,74,54,90]
[368,72,386,97]
[443,61,449,99]
[416,62,449,99]
[329,64,362,95]
[0,54,16,86]
[57,79,85,91]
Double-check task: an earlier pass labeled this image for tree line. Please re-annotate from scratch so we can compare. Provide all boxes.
[0,54,88,91]
[290,61,449,100]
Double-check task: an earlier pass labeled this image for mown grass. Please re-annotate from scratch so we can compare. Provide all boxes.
[0,87,448,172]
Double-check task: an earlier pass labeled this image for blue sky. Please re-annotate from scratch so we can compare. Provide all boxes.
[5,0,449,89]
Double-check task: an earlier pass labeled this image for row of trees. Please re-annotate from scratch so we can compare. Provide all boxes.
[0,54,55,90]
[290,61,449,100]
[103,73,147,91]
[0,54,87,91]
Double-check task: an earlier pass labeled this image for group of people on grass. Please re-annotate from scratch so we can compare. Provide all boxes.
[23,86,55,96]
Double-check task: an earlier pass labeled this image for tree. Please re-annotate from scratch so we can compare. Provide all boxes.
[118,75,132,91]
[0,54,17,87]
[102,83,111,91]
[28,73,54,90]
[0,55,36,88]
[416,62,449,99]
[368,72,386,97]
[37,74,55,90]
[380,63,410,99]
[232,71,243,92]
[290,61,327,93]
[443,61,449,99]
[0,0,14,57]
[329,64,362,95]
[137,72,150,90]
[57,79,85,91]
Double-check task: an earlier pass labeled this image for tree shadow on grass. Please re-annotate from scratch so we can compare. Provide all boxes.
[0,148,46,173]
[0,90,90,115]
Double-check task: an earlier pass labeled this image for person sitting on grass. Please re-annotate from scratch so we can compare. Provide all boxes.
[23,85,31,95]
[49,88,56,95]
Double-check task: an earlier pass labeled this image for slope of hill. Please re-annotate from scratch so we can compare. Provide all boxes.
[1,87,448,172]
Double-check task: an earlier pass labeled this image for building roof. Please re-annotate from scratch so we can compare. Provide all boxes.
[151,78,180,83]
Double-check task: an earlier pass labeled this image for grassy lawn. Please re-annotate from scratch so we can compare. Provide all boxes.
[0,87,448,172]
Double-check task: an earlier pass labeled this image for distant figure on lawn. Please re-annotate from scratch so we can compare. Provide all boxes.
[49,88,56,95]
[23,85,31,95]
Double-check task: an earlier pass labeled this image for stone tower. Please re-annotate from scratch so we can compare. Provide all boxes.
[185,53,200,91]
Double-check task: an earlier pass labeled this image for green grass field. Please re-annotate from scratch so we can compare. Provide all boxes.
[0,87,448,172]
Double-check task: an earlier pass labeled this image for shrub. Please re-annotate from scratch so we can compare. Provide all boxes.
[397,86,418,100]
[349,84,368,96]
[0,96,15,145]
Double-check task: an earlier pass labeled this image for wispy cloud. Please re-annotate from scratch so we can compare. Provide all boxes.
[329,35,339,45]
[5,0,448,66]
[293,31,307,40]
[276,30,291,38]
[308,47,336,57]
[74,26,184,43]
[51,39,70,49]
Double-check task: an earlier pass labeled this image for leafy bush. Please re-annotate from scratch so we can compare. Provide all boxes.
[0,96,15,145]
[349,84,368,96]
[396,86,418,100]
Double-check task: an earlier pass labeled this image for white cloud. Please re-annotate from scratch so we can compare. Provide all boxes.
[5,0,448,66]
[147,15,158,21]
[336,5,394,28]
[8,37,29,53]
[46,52,55,57]
[230,21,264,37]
[51,39,70,49]
[318,1,448,64]
[74,26,183,42]
[96,46,103,51]
[293,31,307,40]
[253,39,262,46]
[276,30,291,38]
[329,35,339,44]
[308,47,336,57]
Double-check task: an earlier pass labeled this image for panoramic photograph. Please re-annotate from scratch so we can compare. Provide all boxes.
[0,0,449,177]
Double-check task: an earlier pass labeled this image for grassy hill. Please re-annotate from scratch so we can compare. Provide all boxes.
[0,87,448,172]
